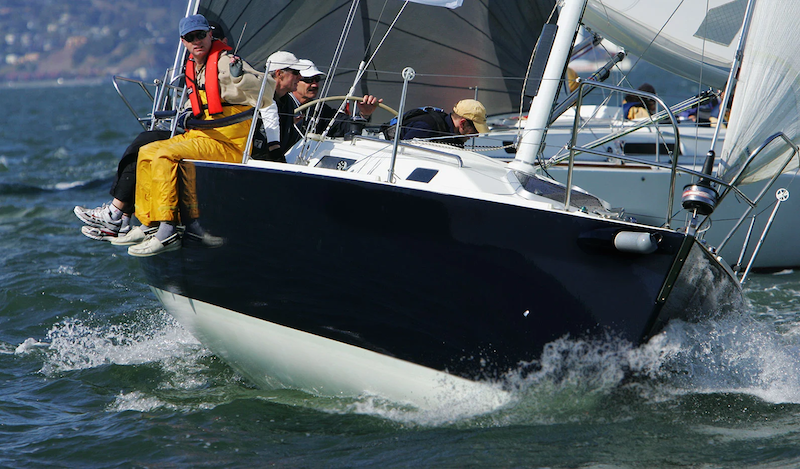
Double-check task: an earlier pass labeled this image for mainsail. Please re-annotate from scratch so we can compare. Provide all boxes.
[717,0,800,184]
[196,0,554,118]
[582,0,746,89]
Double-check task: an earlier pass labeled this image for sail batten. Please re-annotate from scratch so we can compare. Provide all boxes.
[718,0,800,184]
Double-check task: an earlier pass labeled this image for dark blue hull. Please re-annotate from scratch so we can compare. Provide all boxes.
[139,161,742,380]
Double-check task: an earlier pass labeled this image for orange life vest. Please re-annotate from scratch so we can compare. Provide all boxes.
[185,40,233,117]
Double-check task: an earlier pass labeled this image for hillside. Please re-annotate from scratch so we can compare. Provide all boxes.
[0,0,186,84]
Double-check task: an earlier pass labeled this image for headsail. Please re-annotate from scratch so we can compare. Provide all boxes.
[582,0,746,89]
[717,0,800,184]
[198,0,554,117]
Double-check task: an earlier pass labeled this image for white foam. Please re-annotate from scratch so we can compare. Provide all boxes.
[39,312,201,375]
[46,265,80,276]
[107,391,172,413]
[105,390,217,413]
[14,337,49,355]
[635,314,800,404]
[772,269,795,276]
[53,181,88,191]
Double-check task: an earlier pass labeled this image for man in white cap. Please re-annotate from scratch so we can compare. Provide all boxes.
[278,59,382,154]
[257,51,308,161]
[121,14,274,256]
[390,98,489,147]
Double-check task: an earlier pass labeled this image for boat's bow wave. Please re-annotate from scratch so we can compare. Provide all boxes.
[12,302,800,425]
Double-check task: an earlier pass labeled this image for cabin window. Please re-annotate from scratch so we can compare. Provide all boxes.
[407,168,438,183]
[622,142,675,156]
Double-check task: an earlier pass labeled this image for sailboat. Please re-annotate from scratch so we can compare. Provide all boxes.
[115,0,793,410]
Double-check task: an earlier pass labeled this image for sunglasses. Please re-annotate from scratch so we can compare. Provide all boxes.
[281,68,301,76]
[182,30,208,42]
[301,76,322,83]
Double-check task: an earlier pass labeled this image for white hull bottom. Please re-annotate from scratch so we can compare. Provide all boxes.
[151,287,511,413]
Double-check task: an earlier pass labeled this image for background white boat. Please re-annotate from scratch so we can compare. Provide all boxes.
[473,106,799,270]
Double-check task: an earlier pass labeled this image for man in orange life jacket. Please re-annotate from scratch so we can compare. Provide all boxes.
[128,14,274,257]
[73,21,230,244]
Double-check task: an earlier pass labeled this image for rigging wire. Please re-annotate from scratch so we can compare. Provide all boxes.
[299,0,362,161]
[312,0,409,148]
[691,0,711,167]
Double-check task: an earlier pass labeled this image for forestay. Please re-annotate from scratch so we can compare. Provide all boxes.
[717,0,800,184]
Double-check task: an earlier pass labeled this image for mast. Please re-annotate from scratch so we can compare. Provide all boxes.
[171,0,200,84]
[509,0,588,173]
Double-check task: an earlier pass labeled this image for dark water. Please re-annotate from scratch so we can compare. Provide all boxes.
[3,82,800,468]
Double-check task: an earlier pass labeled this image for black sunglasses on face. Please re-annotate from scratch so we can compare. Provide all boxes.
[280,68,301,76]
[301,76,322,83]
[182,30,208,42]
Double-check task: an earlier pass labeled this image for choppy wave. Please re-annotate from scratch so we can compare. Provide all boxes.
[0,178,111,195]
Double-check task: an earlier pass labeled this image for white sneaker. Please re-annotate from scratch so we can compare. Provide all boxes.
[81,225,130,242]
[127,233,181,257]
[73,203,122,233]
[111,225,157,246]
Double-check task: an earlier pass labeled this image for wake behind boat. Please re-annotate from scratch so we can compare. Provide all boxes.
[104,0,797,410]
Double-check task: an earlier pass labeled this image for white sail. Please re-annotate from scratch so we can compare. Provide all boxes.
[717,0,800,184]
[582,0,746,89]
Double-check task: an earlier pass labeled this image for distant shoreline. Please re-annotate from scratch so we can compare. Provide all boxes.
[0,77,107,89]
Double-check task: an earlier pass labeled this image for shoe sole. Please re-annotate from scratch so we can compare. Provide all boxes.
[127,236,181,257]
[111,226,158,246]
[81,226,117,242]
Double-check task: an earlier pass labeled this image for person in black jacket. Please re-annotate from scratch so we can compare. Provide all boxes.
[388,99,489,147]
[277,59,382,156]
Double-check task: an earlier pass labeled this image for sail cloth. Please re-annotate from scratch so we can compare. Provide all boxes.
[406,0,463,8]
[582,0,746,89]
[717,0,800,184]
[197,0,554,121]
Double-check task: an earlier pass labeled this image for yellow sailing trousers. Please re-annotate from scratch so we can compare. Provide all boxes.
[134,131,242,225]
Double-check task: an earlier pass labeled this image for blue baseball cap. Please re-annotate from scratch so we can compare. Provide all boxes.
[179,15,210,37]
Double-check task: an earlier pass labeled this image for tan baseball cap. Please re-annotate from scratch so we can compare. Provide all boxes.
[453,99,489,134]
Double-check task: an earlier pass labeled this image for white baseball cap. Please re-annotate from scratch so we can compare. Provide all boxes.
[266,51,309,73]
[297,59,325,78]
